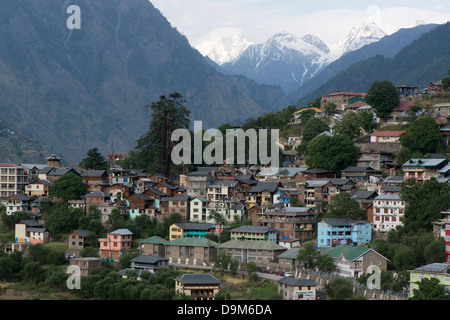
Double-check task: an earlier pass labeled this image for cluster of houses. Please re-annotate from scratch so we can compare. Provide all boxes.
[2,84,450,300]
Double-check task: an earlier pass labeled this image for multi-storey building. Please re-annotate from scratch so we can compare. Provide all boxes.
[186,171,213,198]
[169,222,215,240]
[320,91,366,111]
[159,195,190,221]
[409,263,450,298]
[139,236,168,256]
[297,179,357,208]
[205,200,244,224]
[252,205,317,241]
[206,180,238,203]
[6,194,32,215]
[24,179,53,197]
[165,237,218,266]
[324,245,388,278]
[317,218,372,247]
[372,194,406,232]
[69,257,102,276]
[175,273,221,300]
[402,158,448,184]
[99,228,133,260]
[189,196,209,222]
[218,239,287,266]
[230,225,277,242]
[444,210,450,263]
[0,163,29,197]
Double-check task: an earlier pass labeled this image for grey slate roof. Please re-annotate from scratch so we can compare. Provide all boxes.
[110,228,133,235]
[218,239,287,251]
[20,220,42,227]
[174,222,215,231]
[26,227,48,233]
[248,181,281,193]
[351,190,378,200]
[321,218,355,226]
[130,255,168,264]
[174,273,221,285]
[71,230,91,237]
[402,158,447,167]
[413,263,450,273]
[81,170,107,177]
[277,277,317,287]
[375,194,401,200]
[160,195,190,202]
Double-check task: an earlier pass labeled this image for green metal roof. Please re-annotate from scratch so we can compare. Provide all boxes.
[218,239,286,251]
[277,248,300,259]
[140,236,168,244]
[324,245,370,261]
[166,237,218,247]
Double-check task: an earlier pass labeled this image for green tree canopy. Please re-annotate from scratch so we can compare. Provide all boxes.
[365,80,400,120]
[325,192,365,220]
[79,147,108,170]
[306,135,359,173]
[49,173,87,202]
[45,202,82,234]
[399,116,443,155]
[410,278,450,300]
[334,111,364,139]
[296,243,319,269]
[135,92,191,177]
[442,68,450,92]
[296,117,329,154]
[401,177,450,232]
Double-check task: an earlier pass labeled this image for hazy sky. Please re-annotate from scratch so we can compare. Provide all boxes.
[150,0,450,47]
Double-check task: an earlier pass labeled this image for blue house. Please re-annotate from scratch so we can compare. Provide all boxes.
[317,218,372,248]
[274,189,290,206]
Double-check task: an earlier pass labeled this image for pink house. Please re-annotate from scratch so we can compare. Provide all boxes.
[99,228,133,260]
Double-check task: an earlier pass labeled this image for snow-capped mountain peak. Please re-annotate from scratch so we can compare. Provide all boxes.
[195,29,253,65]
[336,21,386,53]
[220,31,332,93]
[301,34,330,54]
[261,31,329,57]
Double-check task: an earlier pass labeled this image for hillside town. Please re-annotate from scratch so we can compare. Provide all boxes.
[1,79,450,302]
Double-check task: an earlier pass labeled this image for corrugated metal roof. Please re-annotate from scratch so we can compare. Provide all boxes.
[402,158,447,167]
[277,277,317,287]
[166,237,218,247]
[174,273,221,284]
[218,239,286,251]
[375,194,401,200]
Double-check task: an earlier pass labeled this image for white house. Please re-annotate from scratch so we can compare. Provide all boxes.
[372,194,406,232]
[189,196,209,222]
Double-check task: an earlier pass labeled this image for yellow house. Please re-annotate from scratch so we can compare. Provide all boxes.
[292,108,324,124]
[409,263,450,297]
[170,223,183,240]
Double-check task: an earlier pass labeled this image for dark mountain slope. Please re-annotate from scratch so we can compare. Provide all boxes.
[297,22,450,106]
[0,0,288,162]
[290,23,438,103]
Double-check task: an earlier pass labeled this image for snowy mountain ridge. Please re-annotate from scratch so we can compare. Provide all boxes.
[199,22,387,94]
